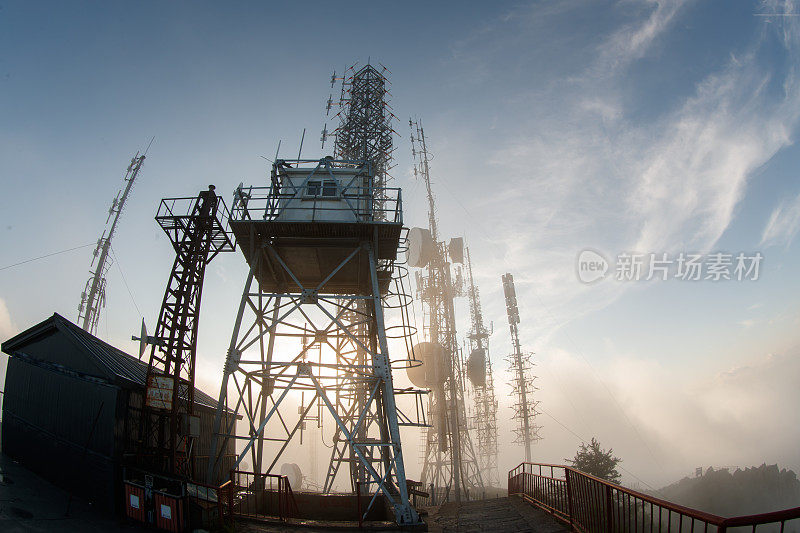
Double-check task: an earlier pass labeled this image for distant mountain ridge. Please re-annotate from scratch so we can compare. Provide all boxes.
[657,464,800,516]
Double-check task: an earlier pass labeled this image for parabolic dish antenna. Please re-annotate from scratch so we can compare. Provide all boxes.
[280,463,303,490]
[466,347,486,388]
[448,237,464,264]
[407,227,434,268]
[406,342,447,388]
[138,319,147,359]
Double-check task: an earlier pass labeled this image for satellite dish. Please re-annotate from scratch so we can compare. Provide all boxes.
[138,319,147,359]
[129,319,149,359]
[467,348,486,388]
[407,227,434,268]
[281,463,303,490]
[406,342,447,387]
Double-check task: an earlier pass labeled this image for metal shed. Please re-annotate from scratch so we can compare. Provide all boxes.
[1,313,236,513]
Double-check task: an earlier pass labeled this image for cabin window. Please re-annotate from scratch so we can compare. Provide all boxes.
[306,180,321,197]
[322,180,338,197]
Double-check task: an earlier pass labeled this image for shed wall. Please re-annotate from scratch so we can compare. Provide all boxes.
[2,356,118,511]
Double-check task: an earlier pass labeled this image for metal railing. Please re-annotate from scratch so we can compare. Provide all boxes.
[155,194,235,257]
[187,479,228,529]
[232,184,402,225]
[231,158,402,225]
[222,470,299,522]
[509,462,800,533]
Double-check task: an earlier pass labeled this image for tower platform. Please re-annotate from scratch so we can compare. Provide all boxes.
[230,158,403,295]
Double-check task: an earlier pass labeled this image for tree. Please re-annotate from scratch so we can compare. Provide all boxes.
[567,437,622,484]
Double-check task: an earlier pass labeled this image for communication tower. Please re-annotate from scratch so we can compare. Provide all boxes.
[206,64,423,526]
[78,150,147,334]
[501,273,541,462]
[137,186,234,477]
[465,247,499,488]
[321,63,417,496]
[408,119,483,502]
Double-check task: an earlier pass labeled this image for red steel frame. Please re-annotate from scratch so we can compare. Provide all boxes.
[509,462,800,533]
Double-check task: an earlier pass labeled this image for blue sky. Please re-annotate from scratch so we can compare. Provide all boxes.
[2,0,800,490]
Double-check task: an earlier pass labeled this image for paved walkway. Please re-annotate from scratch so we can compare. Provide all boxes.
[426,496,569,533]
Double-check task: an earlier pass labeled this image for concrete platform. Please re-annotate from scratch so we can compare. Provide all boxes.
[233,496,568,533]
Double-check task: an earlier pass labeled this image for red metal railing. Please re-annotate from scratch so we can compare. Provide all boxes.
[509,462,800,533]
[222,470,299,522]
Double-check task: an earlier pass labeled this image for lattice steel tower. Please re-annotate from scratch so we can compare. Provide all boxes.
[502,273,541,462]
[207,64,422,526]
[138,187,234,477]
[322,63,405,494]
[331,63,395,215]
[465,247,499,488]
[408,120,483,503]
[78,151,146,335]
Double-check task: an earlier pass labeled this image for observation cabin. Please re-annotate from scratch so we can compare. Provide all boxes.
[229,157,403,295]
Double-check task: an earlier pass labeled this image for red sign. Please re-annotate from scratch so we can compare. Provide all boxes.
[145,374,174,410]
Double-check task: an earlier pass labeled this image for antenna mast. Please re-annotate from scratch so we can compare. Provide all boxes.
[331,63,396,218]
[323,63,404,493]
[78,151,146,334]
[465,247,499,488]
[502,273,541,462]
[409,119,483,502]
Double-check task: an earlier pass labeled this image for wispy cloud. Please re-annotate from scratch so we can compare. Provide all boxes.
[760,191,800,247]
[462,0,800,340]
[628,60,796,254]
[432,2,800,482]
[594,0,692,74]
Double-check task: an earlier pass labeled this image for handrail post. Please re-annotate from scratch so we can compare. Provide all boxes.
[216,483,225,527]
[356,480,363,529]
[605,484,614,533]
[566,468,575,531]
[227,475,234,520]
[279,477,284,521]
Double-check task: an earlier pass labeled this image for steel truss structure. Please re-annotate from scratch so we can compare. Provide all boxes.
[410,120,483,502]
[328,63,396,219]
[139,188,234,477]
[78,152,146,335]
[324,62,415,494]
[465,247,500,488]
[502,273,541,462]
[206,158,422,525]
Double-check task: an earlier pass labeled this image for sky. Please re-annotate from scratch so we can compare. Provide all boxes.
[1,0,800,492]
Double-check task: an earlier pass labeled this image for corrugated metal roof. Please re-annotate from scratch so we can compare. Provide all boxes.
[3,313,223,411]
[57,315,149,386]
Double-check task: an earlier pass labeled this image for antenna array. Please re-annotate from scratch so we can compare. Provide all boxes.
[78,152,146,334]
[465,247,499,488]
[409,119,483,503]
[502,273,541,462]
[326,63,397,219]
